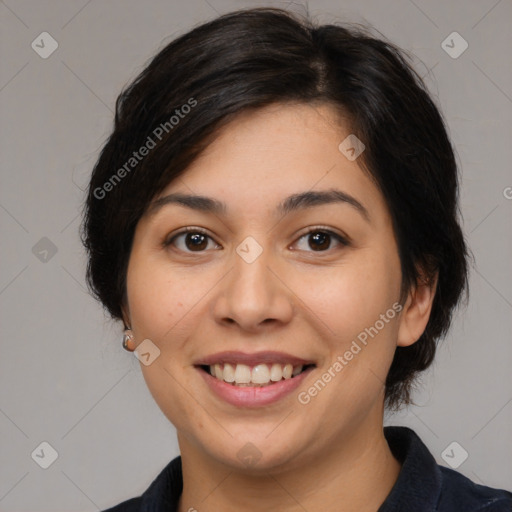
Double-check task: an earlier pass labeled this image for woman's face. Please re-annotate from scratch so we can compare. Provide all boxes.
[125,102,409,471]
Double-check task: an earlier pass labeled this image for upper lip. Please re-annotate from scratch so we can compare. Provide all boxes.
[194,351,316,367]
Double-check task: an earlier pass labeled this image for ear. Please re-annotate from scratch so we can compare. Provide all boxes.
[120,303,131,330]
[397,271,438,347]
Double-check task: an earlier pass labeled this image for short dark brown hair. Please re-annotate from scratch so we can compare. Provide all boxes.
[81,7,469,409]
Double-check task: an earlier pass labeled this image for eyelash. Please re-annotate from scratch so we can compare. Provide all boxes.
[163,226,350,254]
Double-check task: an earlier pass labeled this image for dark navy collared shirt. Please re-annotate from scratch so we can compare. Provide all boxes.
[102,426,512,511]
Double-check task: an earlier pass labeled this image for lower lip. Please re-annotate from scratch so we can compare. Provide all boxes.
[197,366,315,408]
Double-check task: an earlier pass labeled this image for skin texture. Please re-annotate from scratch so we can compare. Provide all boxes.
[123,102,436,511]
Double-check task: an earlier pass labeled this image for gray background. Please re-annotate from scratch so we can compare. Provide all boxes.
[0,0,511,510]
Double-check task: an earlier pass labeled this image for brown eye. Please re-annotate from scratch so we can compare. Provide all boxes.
[308,232,331,251]
[294,229,349,253]
[184,232,208,251]
[165,229,220,252]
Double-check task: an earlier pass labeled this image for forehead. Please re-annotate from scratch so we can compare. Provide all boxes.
[153,102,386,220]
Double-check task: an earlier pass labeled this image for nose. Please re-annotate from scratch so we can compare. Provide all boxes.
[212,247,294,333]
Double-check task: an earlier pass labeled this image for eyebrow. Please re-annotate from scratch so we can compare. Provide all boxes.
[147,188,370,222]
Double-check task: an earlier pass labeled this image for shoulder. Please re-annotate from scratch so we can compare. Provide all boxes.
[101,497,140,512]
[438,465,512,512]
[100,455,183,512]
[381,426,512,512]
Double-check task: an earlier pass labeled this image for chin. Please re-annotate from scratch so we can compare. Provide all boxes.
[198,432,308,474]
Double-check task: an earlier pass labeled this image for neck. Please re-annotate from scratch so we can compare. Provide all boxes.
[177,416,401,512]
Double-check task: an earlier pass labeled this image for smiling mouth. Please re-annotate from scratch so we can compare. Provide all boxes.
[198,363,316,387]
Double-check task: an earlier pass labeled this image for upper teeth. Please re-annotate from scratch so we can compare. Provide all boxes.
[209,363,304,386]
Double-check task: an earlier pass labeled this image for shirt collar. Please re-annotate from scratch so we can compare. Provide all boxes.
[378,426,442,511]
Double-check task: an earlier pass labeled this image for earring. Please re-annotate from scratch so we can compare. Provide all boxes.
[122,329,135,352]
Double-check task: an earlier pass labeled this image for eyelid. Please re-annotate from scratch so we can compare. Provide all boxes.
[165,225,211,239]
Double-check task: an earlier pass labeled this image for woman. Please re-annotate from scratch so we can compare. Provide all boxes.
[82,7,512,512]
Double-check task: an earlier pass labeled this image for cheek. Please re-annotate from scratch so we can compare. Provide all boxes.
[126,255,206,430]
[296,250,401,336]
[126,251,221,347]
[125,250,185,339]
[295,260,401,409]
